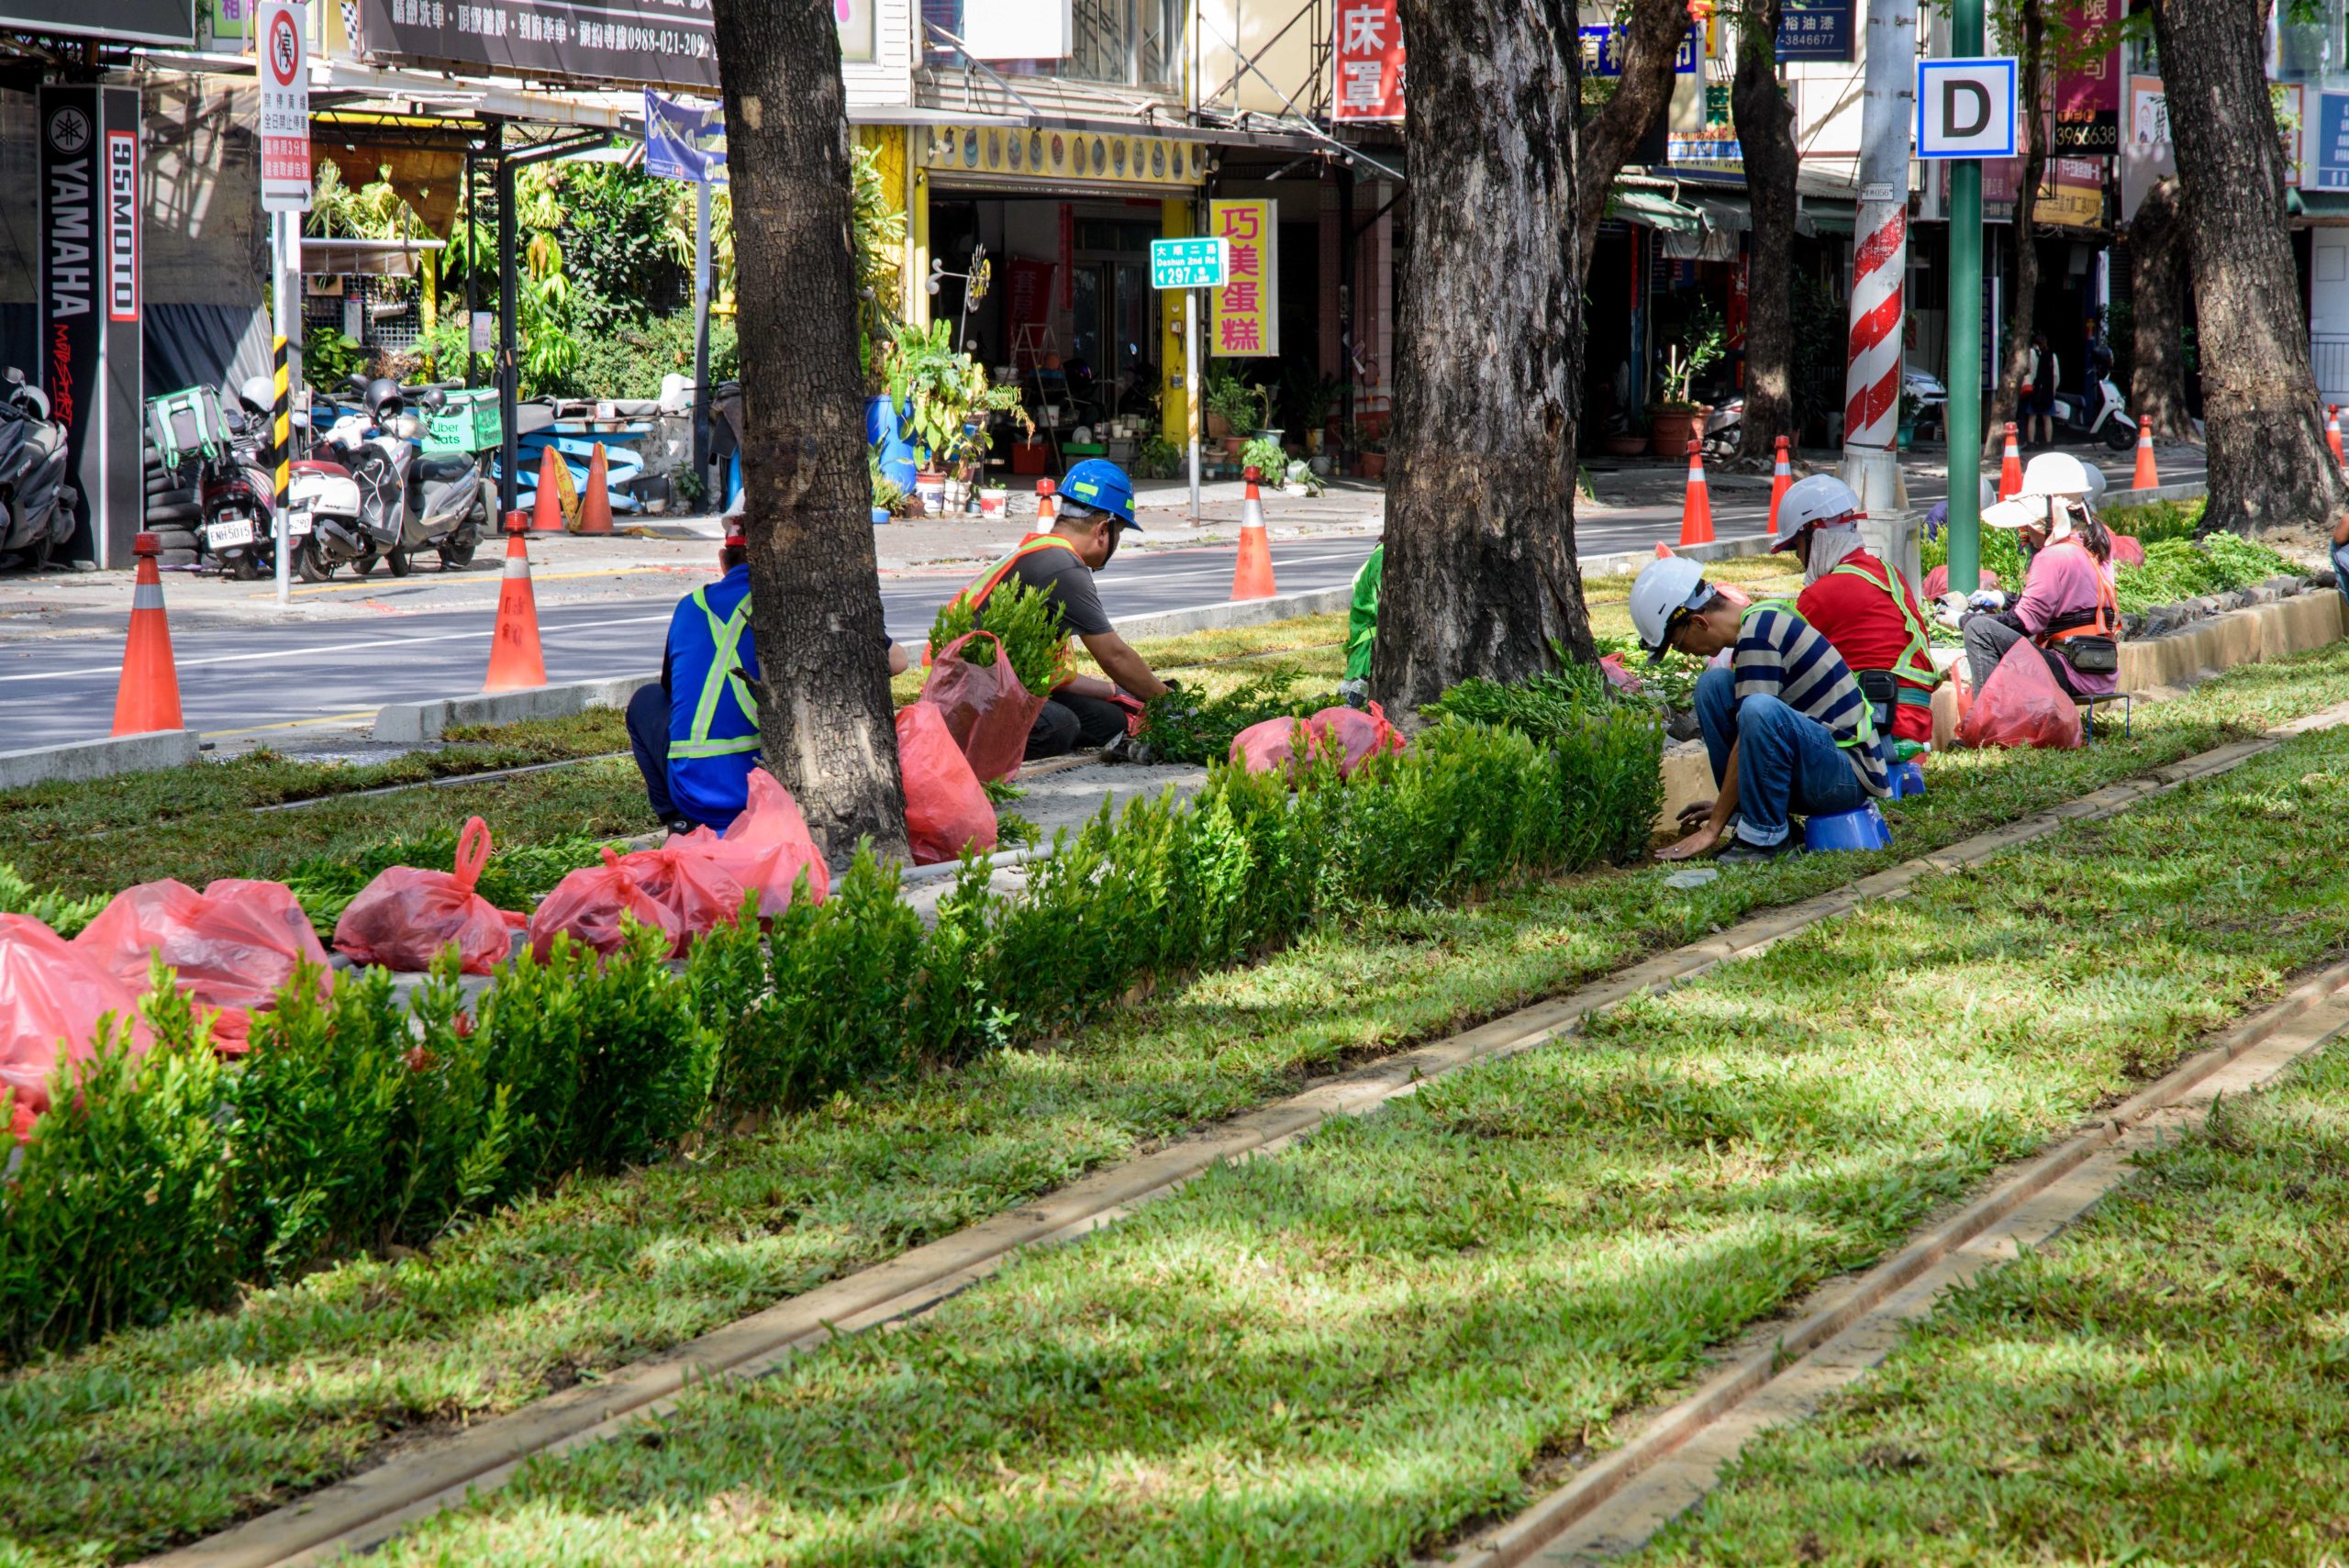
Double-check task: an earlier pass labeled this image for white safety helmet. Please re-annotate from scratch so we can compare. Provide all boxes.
[1982,496,2060,532]
[1630,554,1714,662]
[2020,450,2095,501]
[1769,474,1865,554]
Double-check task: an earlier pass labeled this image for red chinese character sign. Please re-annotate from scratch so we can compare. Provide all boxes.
[258,0,309,212]
[1209,200,1279,358]
[1333,0,1404,123]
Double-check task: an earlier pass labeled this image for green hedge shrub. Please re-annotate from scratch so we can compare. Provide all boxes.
[0,695,1661,1358]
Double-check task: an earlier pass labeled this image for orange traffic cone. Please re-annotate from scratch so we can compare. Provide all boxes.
[1035,477,1056,527]
[2132,417,2159,491]
[111,532,184,736]
[529,446,565,533]
[1230,465,1277,600]
[1654,540,1674,560]
[1767,436,1792,539]
[575,443,613,535]
[1677,439,1714,547]
[1998,422,2023,500]
[483,512,547,693]
[2329,406,2345,473]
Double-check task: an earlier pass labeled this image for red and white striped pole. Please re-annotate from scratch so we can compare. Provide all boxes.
[1839,0,1918,517]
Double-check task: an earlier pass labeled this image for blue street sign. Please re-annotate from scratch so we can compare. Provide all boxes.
[644,90,727,185]
[2317,91,2349,190]
[1150,237,1229,289]
[1578,23,1698,78]
[1776,0,1854,61]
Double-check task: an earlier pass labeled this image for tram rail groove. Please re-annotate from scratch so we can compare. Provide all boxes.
[137,697,2349,1568]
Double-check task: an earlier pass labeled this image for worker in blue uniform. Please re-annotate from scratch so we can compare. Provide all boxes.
[626,528,908,833]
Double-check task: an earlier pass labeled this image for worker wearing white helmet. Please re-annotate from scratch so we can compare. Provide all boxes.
[1631,553,1890,866]
[1770,474,1942,749]
[1962,451,2121,704]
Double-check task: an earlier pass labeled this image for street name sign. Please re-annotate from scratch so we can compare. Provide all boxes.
[1150,237,1229,290]
[1917,57,2018,158]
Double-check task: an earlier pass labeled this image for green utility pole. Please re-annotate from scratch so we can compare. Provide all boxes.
[1944,0,1987,593]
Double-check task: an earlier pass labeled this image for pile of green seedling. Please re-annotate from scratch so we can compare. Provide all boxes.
[1,698,1662,1358]
[925,577,1068,698]
[1141,668,1332,763]
[2112,533,2297,614]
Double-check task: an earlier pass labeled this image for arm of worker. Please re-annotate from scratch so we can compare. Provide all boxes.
[1074,630,1168,701]
[1657,740,1740,862]
[887,640,909,677]
[2333,510,2349,548]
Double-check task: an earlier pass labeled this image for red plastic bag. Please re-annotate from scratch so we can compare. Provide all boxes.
[334,817,524,976]
[2110,533,2145,567]
[897,699,998,864]
[1230,716,1308,776]
[1307,703,1408,775]
[529,849,685,961]
[73,878,331,1055]
[664,767,830,916]
[1,914,151,1137]
[1922,564,2003,599]
[921,629,1049,784]
[1956,638,2083,751]
[1598,653,1644,695]
[612,845,747,955]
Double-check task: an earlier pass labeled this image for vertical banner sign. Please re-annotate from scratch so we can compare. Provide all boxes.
[106,130,137,323]
[259,0,310,211]
[2052,0,2120,154]
[40,84,143,566]
[1333,0,1404,123]
[39,83,99,552]
[1209,200,1278,358]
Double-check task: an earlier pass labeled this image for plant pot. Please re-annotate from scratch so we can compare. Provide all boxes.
[1645,405,1710,457]
[1360,451,1387,480]
[871,506,890,526]
[1221,435,1247,459]
[914,470,948,514]
[1305,428,1324,454]
[1602,434,1648,458]
[1207,412,1232,439]
[1898,421,1916,450]
[977,486,1009,518]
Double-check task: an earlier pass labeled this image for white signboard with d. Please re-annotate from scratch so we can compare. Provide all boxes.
[1916,57,2019,159]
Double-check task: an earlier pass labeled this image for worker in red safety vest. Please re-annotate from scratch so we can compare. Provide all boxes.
[948,459,1174,759]
[1771,474,1943,748]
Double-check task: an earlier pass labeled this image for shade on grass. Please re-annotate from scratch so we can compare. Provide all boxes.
[5,640,2349,1566]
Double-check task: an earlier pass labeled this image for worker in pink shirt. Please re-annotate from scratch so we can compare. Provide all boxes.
[1961,452,2120,699]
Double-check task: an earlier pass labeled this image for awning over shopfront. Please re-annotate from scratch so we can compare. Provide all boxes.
[1611,188,1706,238]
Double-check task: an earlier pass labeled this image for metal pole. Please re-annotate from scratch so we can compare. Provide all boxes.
[1945,0,1985,593]
[1840,0,1918,516]
[462,149,476,390]
[272,209,297,608]
[495,125,518,518]
[1186,284,1201,524]
[691,177,712,503]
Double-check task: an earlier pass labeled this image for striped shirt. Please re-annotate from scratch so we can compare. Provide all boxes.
[1731,604,1890,796]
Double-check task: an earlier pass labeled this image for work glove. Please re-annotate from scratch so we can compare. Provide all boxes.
[1966,589,2007,612]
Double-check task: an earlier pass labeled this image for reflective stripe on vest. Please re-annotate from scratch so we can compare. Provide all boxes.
[1740,599,1877,751]
[953,534,1082,617]
[670,585,762,760]
[1827,557,1945,695]
[2034,537,2119,646]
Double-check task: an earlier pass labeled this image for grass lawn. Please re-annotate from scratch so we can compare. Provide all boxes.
[366,718,2349,1568]
[4,643,2349,1565]
[1636,1040,2349,1568]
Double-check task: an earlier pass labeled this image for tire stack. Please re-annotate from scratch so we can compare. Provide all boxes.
[142,431,201,568]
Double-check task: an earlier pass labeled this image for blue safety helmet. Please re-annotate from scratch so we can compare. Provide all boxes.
[1058,458,1140,528]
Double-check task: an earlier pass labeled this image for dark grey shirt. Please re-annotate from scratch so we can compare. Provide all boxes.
[1006,545,1110,638]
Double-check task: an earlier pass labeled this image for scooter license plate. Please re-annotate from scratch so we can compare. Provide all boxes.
[206,518,255,549]
[284,508,314,537]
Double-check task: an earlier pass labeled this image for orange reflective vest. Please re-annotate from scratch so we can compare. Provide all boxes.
[928,532,1083,686]
[2032,537,2119,648]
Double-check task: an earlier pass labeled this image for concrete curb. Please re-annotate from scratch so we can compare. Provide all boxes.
[0,728,200,792]
[2106,478,2207,507]
[372,675,659,743]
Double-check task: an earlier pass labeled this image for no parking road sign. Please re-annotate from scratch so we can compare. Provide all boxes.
[258,0,310,211]
[1916,57,2018,159]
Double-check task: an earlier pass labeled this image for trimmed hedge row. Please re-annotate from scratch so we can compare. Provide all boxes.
[0,702,1661,1358]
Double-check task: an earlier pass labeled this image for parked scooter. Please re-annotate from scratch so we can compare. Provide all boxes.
[199,378,290,580]
[2051,374,2137,450]
[0,370,76,571]
[335,375,486,573]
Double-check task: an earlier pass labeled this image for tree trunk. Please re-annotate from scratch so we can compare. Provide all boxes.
[1731,0,1798,462]
[2127,172,2198,444]
[2152,0,2342,533]
[710,0,909,860]
[1377,0,1596,711]
[1575,0,1687,284]
[1991,0,2047,454]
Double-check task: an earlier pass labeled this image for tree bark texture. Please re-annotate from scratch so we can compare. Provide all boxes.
[2126,173,2198,443]
[1377,0,1596,712]
[710,0,909,860]
[1575,0,1687,284]
[1731,0,1799,462]
[1992,0,2047,453]
[2151,0,2342,533]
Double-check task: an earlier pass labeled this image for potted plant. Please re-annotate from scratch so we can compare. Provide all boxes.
[886,320,1029,505]
[1897,387,1920,450]
[1647,306,1726,457]
[1205,368,1266,453]
[1286,369,1342,455]
[1349,424,1387,480]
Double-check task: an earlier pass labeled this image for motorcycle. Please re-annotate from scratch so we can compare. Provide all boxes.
[300,376,484,579]
[0,370,76,571]
[2051,374,2137,450]
[198,378,291,580]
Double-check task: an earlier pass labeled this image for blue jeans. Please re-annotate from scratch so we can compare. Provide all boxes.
[2332,539,2349,608]
[1694,665,1873,848]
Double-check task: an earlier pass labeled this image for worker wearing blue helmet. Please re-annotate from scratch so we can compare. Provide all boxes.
[948,457,1172,758]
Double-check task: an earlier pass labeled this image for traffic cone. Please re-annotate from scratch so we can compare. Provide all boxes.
[1677,439,1714,547]
[575,443,614,535]
[1998,422,2022,500]
[1767,436,1792,539]
[111,532,184,736]
[529,445,565,533]
[1035,477,1056,527]
[483,512,547,693]
[2132,417,2159,491]
[1230,465,1277,600]
[2329,406,2345,473]
[1654,540,1674,559]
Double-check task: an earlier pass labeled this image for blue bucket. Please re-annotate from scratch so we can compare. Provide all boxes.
[1803,801,1893,852]
[1888,760,1927,798]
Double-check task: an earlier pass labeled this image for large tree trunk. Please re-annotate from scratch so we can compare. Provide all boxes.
[1731,0,1798,462]
[2127,172,2198,444]
[710,0,909,859]
[2152,0,2342,533]
[1575,0,1687,284]
[1377,0,1596,711]
[1991,0,2048,453]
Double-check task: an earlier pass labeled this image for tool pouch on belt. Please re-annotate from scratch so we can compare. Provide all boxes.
[2052,636,2119,674]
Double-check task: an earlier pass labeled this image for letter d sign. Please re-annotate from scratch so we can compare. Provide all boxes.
[1917,58,2019,158]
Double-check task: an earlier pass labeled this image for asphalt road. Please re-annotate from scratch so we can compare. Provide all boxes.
[0,443,2207,750]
